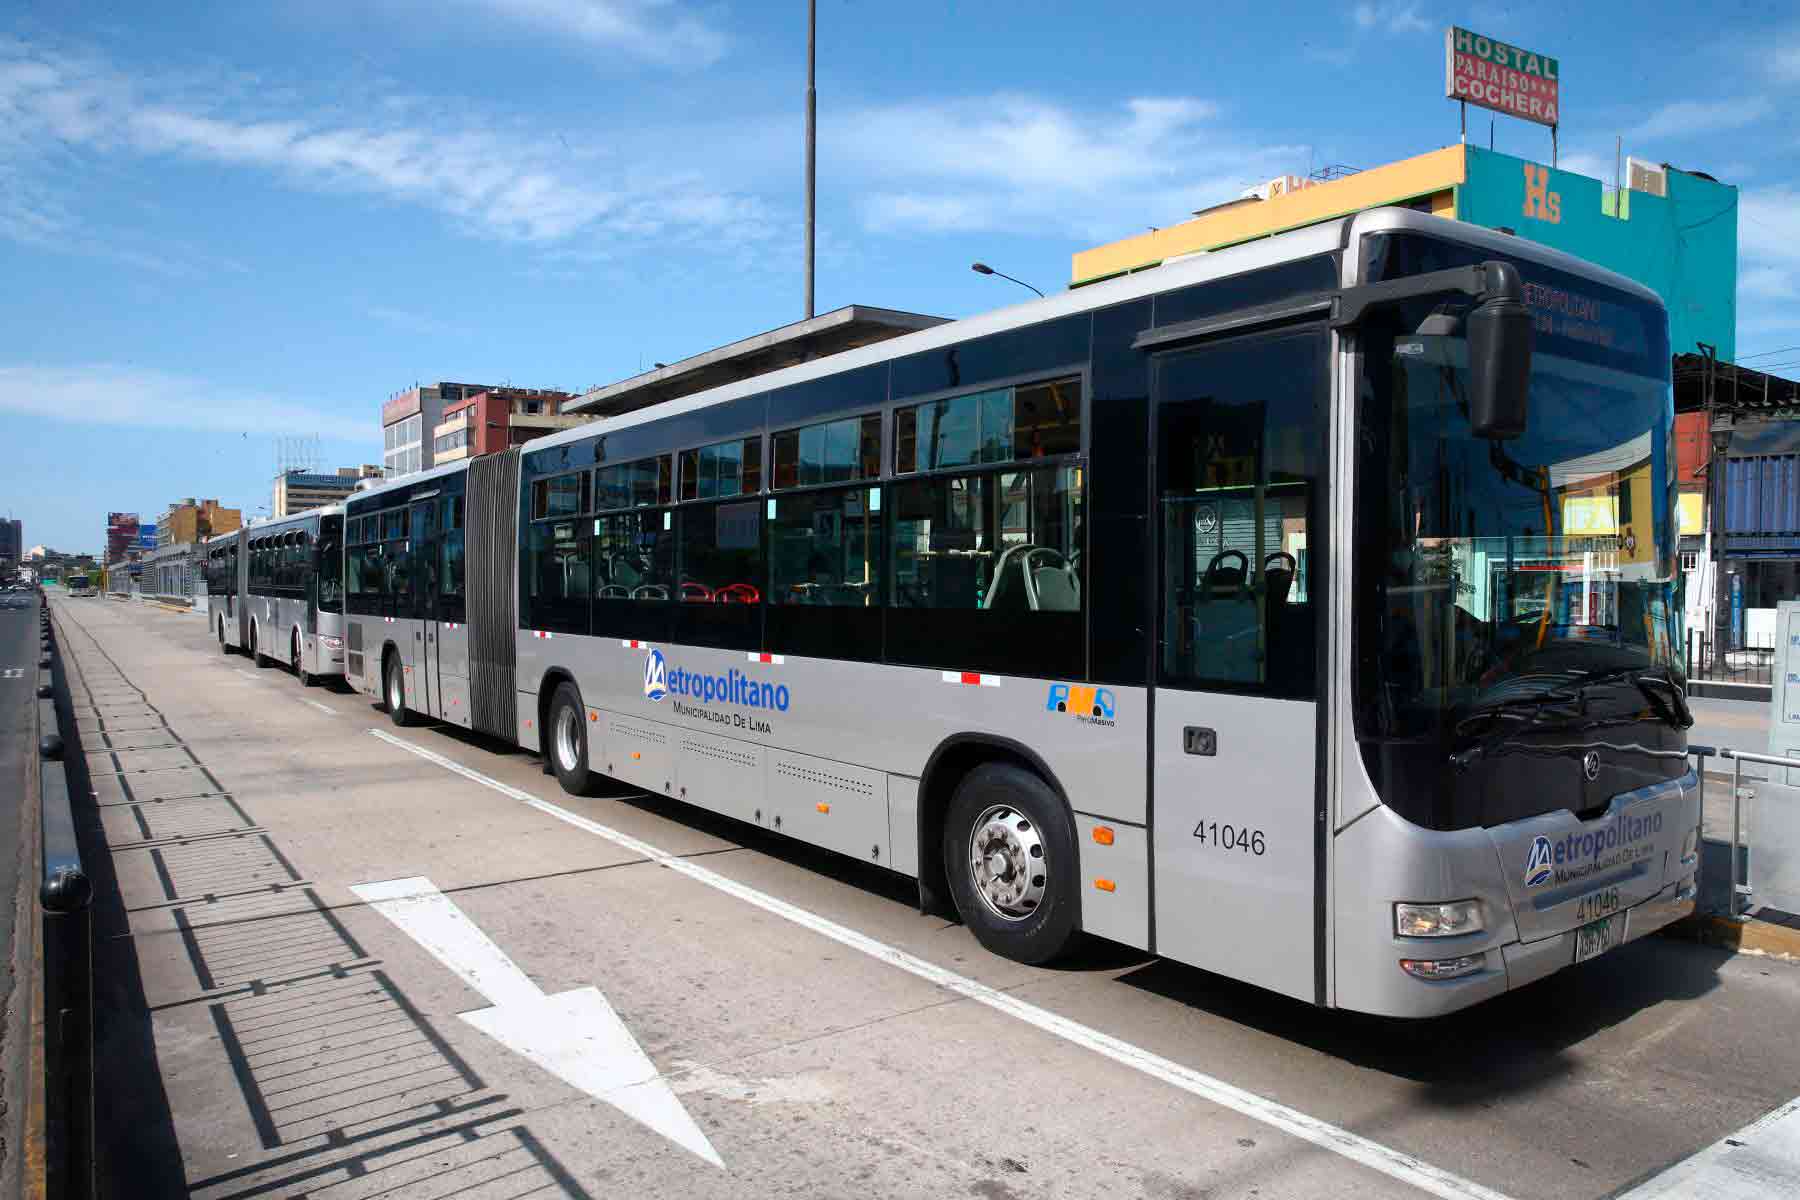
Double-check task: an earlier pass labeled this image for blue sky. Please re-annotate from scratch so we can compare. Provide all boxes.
[2,0,1796,553]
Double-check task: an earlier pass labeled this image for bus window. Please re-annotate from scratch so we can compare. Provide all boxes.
[523,517,590,634]
[888,463,1083,677]
[769,487,881,607]
[679,500,763,604]
[594,511,674,601]
[1154,327,1325,698]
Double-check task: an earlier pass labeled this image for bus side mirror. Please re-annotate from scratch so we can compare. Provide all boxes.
[1467,264,1533,441]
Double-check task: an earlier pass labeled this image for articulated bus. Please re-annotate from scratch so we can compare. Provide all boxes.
[206,503,347,686]
[65,573,97,597]
[339,208,1697,1017]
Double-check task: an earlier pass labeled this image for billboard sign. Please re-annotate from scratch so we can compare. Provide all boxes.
[106,511,140,563]
[1445,27,1559,128]
[138,524,158,549]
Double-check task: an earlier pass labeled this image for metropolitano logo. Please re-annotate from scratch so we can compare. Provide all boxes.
[643,648,668,701]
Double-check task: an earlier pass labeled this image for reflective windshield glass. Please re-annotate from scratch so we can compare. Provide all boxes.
[1353,236,1679,828]
[317,515,343,613]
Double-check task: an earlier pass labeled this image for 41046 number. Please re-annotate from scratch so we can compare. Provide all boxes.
[1192,821,1265,856]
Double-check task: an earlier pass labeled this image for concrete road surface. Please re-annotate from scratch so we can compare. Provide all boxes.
[45,595,1800,1200]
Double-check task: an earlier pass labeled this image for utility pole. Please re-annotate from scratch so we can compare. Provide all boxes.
[804,0,816,320]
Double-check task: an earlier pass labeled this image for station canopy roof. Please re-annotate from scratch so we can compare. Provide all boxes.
[568,304,948,418]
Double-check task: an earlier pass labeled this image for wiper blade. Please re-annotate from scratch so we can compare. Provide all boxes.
[1633,668,1694,730]
[1453,689,1582,735]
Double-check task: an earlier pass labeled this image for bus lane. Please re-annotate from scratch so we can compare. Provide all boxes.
[54,594,1800,1200]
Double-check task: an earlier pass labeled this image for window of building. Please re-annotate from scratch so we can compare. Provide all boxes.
[679,437,762,501]
[1680,550,1700,572]
[895,376,1081,474]
[595,455,672,511]
[885,464,1083,677]
[771,413,881,490]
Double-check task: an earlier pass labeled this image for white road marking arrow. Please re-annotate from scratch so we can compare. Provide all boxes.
[350,875,723,1168]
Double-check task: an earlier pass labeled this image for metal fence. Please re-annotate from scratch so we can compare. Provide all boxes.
[38,598,95,1200]
[1685,628,1777,686]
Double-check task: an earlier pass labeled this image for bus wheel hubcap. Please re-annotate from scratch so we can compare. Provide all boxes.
[969,805,1046,922]
[556,706,579,771]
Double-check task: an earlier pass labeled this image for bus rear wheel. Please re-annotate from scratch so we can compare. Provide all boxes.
[548,682,595,796]
[943,763,1080,965]
[252,624,270,668]
[294,632,314,687]
[218,617,229,654]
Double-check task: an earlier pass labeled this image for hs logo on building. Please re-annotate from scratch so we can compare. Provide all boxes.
[1522,163,1561,224]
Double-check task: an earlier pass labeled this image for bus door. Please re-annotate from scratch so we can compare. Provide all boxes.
[1147,323,1329,1005]
[435,493,472,727]
[410,495,443,718]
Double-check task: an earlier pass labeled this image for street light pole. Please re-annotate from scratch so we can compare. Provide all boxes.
[970,262,1045,299]
[804,0,816,320]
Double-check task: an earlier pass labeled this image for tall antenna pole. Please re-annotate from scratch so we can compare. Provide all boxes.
[804,0,816,319]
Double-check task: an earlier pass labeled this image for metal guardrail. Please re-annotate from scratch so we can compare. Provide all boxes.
[38,600,94,1200]
[1704,744,1799,920]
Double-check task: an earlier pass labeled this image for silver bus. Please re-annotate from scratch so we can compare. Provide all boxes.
[206,504,346,686]
[64,573,97,597]
[341,208,1696,1017]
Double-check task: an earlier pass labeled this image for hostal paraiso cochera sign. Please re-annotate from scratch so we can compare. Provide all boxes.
[1445,26,1559,128]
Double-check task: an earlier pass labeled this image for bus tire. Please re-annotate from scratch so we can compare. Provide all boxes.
[252,623,270,668]
[218,617,229,654]
[294,631,314,687]
[385,653,413,726]
[547,682,595,796]
[943,763,1080,966]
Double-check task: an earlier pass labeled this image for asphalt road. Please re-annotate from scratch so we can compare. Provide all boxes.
[48,595,1800,1200]
[0,591,40,1189]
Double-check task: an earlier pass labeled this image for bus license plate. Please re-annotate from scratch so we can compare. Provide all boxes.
[1574,912,1628,963]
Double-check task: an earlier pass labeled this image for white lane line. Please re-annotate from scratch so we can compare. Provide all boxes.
[351,875,722,1168]
[302,699,335,715]
[367,729,1511,1200]
[1617,1094,1800,1198]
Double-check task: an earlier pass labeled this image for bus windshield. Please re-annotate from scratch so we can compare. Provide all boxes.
[317,515,344,614]
[1353,241,1678,828]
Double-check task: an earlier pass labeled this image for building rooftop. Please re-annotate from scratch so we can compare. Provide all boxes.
[567,304,949,418]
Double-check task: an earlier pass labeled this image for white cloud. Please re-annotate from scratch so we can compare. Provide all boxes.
[1631,98,1771,142]
[0,365,361,438]
[0,36,772,261]
[1737,185,1800,340]
[1352,3,1431,35]
[454,0,729,68]
[838,94,1301,241]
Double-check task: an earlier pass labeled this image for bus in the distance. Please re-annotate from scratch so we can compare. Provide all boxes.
[206,504,346,686]
[339,207,1696,1017]
[64,573,96,597]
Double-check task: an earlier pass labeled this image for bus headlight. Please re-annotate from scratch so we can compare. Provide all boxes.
[1394,900,1484,938]
[1400,954,1485,981]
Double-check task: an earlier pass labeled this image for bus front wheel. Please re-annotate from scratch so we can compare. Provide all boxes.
[252,624,270,668]
[943,763,1080,966]
[294,632,314,687]
[547,682,595,796]
[218,617,228,655]
[385,654,413,726]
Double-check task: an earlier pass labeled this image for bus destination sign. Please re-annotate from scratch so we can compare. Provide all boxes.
[1444,26,1559,128]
